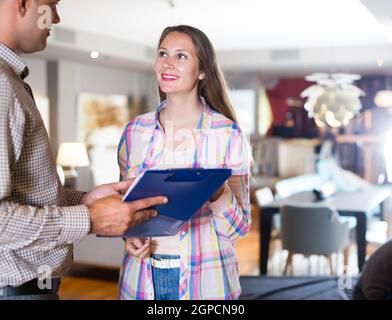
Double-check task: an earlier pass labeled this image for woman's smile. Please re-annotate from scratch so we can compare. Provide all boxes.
[162,73,179,81]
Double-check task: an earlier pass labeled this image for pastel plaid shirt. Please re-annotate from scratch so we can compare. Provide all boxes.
[117,98,251,300]
[0,43,90,287]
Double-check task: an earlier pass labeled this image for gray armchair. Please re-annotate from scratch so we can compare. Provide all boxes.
[281,204,350,275]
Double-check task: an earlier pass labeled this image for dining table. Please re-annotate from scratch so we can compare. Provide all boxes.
[259,186,391,275]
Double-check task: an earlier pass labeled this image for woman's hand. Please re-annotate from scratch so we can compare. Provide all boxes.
[125,237,151,259]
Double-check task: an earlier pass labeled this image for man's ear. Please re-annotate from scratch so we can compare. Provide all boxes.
[198,72,205,80]
[16,0,29,17]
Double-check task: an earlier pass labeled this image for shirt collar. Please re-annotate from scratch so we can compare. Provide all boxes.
[155,96,213,131]
[0,43,29,79]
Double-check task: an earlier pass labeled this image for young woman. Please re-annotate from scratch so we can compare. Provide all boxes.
[117,25,251,300]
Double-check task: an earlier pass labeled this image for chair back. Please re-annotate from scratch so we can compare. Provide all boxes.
[280,204,350,255]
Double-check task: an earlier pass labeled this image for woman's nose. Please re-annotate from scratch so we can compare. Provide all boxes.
[163,62,173,69]
[163,58,174,69]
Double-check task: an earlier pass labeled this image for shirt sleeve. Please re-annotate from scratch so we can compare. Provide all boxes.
[0,77,90,250]
[0,201,90,250]
[209,127,252,242]
[64,189,86,206]
[118,122,132,181]
[117,117,155,180]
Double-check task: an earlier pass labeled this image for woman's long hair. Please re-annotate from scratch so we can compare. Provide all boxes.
[157,25,238,124]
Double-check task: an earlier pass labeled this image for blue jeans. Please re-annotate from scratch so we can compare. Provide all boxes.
[151,254,180,300]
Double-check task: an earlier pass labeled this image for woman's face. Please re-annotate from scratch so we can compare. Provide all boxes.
[155,31,205,97]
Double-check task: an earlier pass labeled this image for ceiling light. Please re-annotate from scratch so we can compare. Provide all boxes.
[374,90,392,108]
[377,59,384,67]
[301,73,365,128]
[159,0,175,8]
[90,51,100,59]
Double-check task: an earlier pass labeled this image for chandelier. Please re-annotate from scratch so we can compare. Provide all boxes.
[300,73,365,128]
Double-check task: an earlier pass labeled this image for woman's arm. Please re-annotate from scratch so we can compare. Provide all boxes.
[118,121,152,258]
[209,174,251,242]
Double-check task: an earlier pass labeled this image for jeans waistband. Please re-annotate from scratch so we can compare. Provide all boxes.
[151,254,180,260]
[151,254,180,269]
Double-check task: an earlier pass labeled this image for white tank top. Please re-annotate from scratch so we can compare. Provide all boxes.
[150,147,194,255]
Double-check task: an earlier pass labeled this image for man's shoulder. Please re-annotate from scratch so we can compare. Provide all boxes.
[0,61,16,89]
[0,62,9,78]
[0,63,22,113]
[0,63,16,103]
[0,60,14,76]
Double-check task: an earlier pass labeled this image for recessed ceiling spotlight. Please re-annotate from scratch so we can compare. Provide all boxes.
[90,51,100,59]
[166,0,175,7]
[158,0,175,8]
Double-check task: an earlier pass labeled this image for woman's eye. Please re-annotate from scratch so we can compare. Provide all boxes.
[177,53,187,60]
[158,51,167,57]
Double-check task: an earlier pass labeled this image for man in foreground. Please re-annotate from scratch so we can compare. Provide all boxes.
[0,0,166,299]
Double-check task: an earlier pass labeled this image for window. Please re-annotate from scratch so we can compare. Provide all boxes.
[229,89,256,135]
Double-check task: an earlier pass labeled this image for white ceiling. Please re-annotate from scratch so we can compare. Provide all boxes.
[35,0,392,74]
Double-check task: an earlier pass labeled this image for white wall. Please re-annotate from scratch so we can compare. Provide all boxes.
[23,57,48,96]
[57,61,156,146]
[23,57,51,137]
[22,56,156,148]
[23,59,155,191]
[22,56,48,96]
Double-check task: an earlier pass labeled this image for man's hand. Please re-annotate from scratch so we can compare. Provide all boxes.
[81,179,134,206]
[88,195,167,236]
[125,237,151,259]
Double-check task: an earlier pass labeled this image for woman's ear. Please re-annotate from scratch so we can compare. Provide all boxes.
[198,72,205,80]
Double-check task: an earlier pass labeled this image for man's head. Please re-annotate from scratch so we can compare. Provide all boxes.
[0,0,60,53]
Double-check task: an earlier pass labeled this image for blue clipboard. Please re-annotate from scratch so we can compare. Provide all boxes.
[121,168,232,237]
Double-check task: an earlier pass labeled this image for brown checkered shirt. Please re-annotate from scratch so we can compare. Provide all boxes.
[0,43,90,287]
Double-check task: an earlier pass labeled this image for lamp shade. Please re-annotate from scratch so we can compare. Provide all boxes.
[56,142,90,167]
[301,73,364,128]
